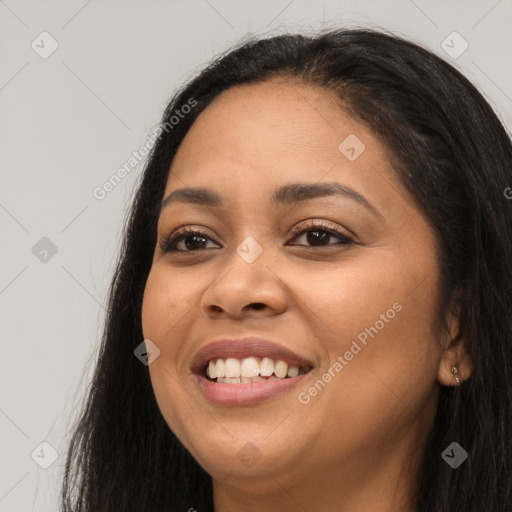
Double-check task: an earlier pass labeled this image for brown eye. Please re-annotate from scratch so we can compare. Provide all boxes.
[160,229,221,253]
[288,222,353,247]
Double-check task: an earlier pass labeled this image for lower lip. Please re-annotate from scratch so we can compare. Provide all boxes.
[195,373,311,405]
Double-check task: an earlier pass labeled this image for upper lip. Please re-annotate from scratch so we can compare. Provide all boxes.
[191,337,315,375]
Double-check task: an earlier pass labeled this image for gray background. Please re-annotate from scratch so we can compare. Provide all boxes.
[1,0,511,510]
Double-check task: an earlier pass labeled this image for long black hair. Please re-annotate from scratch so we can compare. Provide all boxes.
[60,28,512,511]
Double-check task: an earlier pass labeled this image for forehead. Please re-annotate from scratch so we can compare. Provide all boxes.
[163,79,407,220]
[172,79,357,171]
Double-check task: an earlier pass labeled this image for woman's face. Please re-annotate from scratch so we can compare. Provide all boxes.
[142,79,457,504]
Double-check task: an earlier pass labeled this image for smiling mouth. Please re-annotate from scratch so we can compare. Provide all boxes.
[203,356,313,384]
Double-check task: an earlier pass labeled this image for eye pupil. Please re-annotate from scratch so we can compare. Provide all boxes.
[307,230,330,246]
[185,235,206,250]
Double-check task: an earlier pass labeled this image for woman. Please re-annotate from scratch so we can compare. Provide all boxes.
[60,28,512,511]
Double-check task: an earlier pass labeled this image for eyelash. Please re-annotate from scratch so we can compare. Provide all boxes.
[159,220,354,254]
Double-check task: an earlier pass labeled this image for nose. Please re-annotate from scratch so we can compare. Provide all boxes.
[200,242,288,320]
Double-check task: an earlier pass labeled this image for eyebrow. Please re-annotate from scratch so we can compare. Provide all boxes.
[160,182,381,218]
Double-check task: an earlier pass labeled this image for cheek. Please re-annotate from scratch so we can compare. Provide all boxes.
[141,267,195,386]
[141,267,202,449]
[141,265,197,342]
[300,253,441,439]
[141,271,169,342]
[289,256,402,351]
[305,245,440,361]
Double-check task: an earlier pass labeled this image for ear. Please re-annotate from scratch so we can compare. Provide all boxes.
[436,308,474,387]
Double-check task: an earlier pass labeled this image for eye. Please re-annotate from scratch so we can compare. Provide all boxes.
[287,220,354,247]
[159,226,221,253]
[159,220,354,254]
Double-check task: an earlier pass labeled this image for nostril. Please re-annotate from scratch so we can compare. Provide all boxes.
[249,303,265,310]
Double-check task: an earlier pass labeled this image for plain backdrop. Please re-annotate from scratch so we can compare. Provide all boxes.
[1,1,511,510]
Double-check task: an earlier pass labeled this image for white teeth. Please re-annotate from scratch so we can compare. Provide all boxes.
[242,376,265,383]
[287,365,299,378]
[208,360,217,379]
[274,360,288,379]
[215,359,225,378]
[216,376,267,384]
[205,356,309,382]
[259,357,274,377]
[218,377,240,384]
[224,358,241,378]
[241,357,260,378]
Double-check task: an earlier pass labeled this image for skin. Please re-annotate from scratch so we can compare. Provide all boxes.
[141,78,473,512]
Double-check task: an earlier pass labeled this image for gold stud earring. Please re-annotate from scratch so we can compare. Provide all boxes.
[451,366,460,386]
